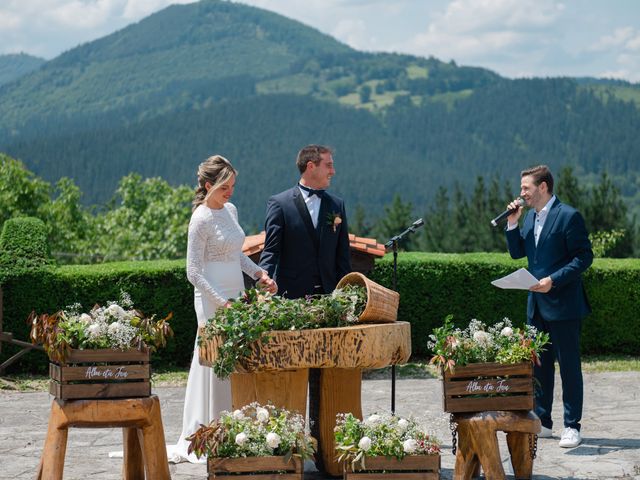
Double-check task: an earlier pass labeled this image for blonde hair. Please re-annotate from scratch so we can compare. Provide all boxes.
[192,155,237,210]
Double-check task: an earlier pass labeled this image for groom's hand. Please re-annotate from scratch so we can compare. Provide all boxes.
[257,272,278,294]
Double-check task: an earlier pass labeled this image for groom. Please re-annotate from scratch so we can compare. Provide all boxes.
[260,144,352,471]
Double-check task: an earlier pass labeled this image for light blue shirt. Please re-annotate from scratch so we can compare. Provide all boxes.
[298,185,321,228]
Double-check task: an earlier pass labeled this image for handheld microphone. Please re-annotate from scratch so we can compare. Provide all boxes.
[490,198,525,227]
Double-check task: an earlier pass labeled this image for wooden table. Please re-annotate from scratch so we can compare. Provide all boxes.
[199,322,412,476]
[36,395,170,480]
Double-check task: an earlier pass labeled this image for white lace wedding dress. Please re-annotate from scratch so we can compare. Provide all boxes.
[166,202,264,464]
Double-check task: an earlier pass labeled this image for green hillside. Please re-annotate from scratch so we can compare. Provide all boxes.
[0,53,45,86]
[0,0,639,227]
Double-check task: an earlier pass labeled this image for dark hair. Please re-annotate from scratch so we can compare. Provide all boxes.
[192,155,237,210]
[296,145,333,174]
[521,165,554,194]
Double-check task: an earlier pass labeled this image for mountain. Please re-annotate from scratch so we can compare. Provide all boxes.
[0,53,45,86]
[1,0,639,226]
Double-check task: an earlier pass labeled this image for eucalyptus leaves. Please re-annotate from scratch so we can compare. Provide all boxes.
[200,286,367,379]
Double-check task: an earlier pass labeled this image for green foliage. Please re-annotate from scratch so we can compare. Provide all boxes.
[0,154,50,226]
[0,217,52,283]
[334,412,440,470]
[200,286,366,378]
[427,316,549,371]
[370,253,640,357]
[0,53,45,86]
[590,229,626,258]
[0,260,192,373]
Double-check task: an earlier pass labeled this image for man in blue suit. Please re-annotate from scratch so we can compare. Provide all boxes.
[260,144,352,471]
[505,165,593,449]
[260,144,352,299]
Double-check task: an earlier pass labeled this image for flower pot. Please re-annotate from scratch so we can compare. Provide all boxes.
[208,455,302,479]
[49,347,151,400]
[343,454,440,479]
[442,362,533,413]
[336,272,399,323]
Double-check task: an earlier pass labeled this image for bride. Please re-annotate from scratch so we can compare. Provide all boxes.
[167,155,277,463]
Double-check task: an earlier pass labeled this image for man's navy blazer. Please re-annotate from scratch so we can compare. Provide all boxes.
[506,197,593,321]
[259,186,352,299]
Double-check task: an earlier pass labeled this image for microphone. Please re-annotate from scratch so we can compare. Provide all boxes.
[491,198,525,227]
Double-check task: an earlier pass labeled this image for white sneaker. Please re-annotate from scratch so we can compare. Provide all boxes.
[558,427,582,448]
[538,425,552,438]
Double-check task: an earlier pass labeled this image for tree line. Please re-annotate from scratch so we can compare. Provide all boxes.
[1,154,636,264]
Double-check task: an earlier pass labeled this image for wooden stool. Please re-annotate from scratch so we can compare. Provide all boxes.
[36,395,171,480]
[453,410,541,480]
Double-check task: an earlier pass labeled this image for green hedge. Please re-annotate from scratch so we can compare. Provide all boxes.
[0,260,194,373]
[370,252,640,357]
[1,252,638,374]
[0,217,52,283]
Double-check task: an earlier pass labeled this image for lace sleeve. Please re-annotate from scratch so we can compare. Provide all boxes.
[227,203,264,280]
[186,210,228,308]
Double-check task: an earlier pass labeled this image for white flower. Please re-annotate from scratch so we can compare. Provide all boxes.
[235,432,248,446]
[501,327,513,337]
[365,414,381,426]
[106,304,126,319]
[79,313,93,324]
[266,432,281,449]
[108,322,122,335]
[256,407,269,423]
[87,323,103,338]
[397,418,409,432]
[358,436,372,451]
[403,438,418,454]
[473,330,490,346]
[233,409,245,420]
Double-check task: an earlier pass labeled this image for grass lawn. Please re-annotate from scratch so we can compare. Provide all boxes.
[1,355,638,392]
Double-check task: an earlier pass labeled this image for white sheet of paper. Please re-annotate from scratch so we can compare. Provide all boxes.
[491,268,539,290]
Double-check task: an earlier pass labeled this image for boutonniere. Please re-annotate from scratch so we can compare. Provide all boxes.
[327,212,342,233]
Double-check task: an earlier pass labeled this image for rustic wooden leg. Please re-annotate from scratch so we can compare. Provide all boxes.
[231,369,309,416]
[122,427,145,480]
[506,432,534,480]
[469,422,504,480]
[319,368,362,477]
[38,399,68,480]
[453,422,480,480]
[139,397,171,480]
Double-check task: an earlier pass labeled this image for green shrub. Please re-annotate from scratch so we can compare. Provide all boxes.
[370,252,640,357]
[1,252,638,374]
[0,217,52,282]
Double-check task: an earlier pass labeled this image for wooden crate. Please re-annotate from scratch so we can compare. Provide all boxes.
[344,454,440,479]
[49,348,151,400]
[442,362,533,413]
[208,456,303,479]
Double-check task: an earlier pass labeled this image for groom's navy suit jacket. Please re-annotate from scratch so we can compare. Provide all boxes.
[506,197,593,322]
[259,186,352,299]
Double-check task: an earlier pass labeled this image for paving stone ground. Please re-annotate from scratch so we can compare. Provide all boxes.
[1,371,639,479]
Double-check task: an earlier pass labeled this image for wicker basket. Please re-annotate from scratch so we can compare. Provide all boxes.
[336,272,399,323]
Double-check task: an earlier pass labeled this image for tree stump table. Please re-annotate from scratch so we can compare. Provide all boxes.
[452,410,541,480]
[35,395,170,480]
[199,322,412,477]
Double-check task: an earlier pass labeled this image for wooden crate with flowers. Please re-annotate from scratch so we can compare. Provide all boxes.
[29,294,173,400]
[429,316,549,413]
[187,403,313,480]
[335,412,441,479]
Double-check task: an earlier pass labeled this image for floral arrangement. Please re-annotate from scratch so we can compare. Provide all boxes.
[187,402,315,462]
[327,212,343,232]
[428,315,550,372]
[334,412,440,470]
[200,286,367,378]
[30,292,173,363]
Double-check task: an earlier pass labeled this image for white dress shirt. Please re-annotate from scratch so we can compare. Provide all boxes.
[298,184,321,228]
[507,195,556,247]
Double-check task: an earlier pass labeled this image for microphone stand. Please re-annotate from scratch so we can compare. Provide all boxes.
[384,218,424,414]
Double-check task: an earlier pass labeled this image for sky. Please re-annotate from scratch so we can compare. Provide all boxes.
[1,0,639,82]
